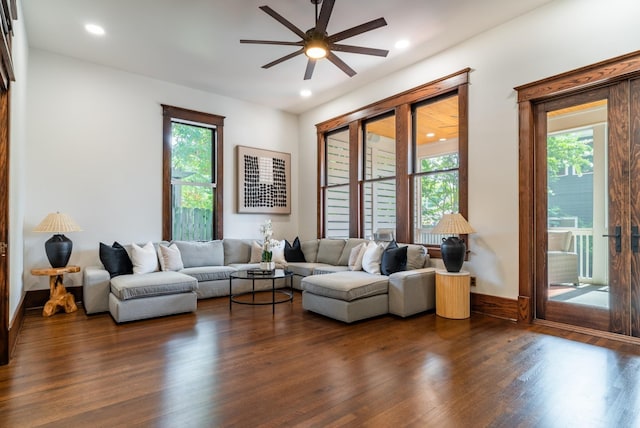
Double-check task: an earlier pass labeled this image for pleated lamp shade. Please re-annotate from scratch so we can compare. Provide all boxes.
[33,212,82,233]
[430,213,475,235]
[34,212,82,268]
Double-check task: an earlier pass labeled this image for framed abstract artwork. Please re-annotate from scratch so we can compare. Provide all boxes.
[236,145,291,214]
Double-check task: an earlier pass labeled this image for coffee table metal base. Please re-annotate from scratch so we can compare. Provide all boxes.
[229,269,294,314]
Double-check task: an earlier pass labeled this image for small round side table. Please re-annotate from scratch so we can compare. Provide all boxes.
[31,265,80,317]
[435,269,471,319]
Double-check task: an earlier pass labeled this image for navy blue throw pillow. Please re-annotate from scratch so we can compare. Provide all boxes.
[381,240,407,275]
[99,241,133,278]
[284,237,306,262]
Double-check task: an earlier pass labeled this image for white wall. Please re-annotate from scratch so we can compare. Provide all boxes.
[9,1,29,321]
[297,0,640,299]
[24,50,299,292]
[17,0,640,305]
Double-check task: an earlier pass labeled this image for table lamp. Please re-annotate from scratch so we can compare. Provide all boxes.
[33,212,82,268]
[430,213,475,272]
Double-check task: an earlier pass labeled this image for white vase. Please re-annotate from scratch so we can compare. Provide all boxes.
[260,261,275,271]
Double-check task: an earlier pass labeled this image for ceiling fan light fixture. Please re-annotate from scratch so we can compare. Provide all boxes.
[305,39,328,59]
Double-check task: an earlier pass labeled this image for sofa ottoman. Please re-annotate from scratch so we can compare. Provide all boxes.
[108,271,198,323]
[301,271,389,323]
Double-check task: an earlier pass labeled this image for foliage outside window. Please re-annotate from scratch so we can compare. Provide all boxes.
[171,122,215,240]
[414,154,459,244]
[162,105,224,241]
[547,128,595,229]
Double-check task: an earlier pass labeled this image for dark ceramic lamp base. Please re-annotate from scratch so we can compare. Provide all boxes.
[440,236,466,272]
[45,234,73,268]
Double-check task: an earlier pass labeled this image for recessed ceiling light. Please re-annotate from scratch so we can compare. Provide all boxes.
[426,132,435,138]
[300,89,312,98]
[395,39,410,49]
[439,138,447,142]
[85,23,105,36]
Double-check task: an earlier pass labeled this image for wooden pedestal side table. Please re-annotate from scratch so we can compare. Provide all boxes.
[435,269,471,319]
[31,265,80,317]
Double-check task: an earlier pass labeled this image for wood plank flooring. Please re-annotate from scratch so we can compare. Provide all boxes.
[2,293,640,427]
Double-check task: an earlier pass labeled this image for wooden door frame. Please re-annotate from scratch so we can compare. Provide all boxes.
[0,85,8,365]
[516,50,640,324]
[0,0,17,366]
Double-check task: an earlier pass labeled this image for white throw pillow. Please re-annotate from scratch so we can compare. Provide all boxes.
[157,243,184,271]
[271,240,286,265]
[348,242,367,271]
[361,241,384,275]
[131,241,159,274]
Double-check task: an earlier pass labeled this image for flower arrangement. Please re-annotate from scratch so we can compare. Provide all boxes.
[259,219,279,263]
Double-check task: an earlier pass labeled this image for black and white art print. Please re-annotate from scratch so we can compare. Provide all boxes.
[237,145,291,214]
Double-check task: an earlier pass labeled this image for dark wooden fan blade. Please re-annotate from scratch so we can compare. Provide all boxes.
[328,17,387,43]
[330,43,389,57]
[304,59,317,80]
[262,48,305,69]
[240,39,303,47]
[315,0,335,34]
[259,5,307,40]
[327,51,356,77]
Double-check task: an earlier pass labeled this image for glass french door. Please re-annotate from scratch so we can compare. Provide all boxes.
[536,79,640,337]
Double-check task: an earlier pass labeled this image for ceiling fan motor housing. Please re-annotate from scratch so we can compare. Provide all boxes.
[240,0,388,79]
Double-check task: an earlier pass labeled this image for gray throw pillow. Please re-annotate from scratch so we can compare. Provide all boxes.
[223,238,253,264]
[173,240,224,268]
[338,238,368,266]
[316,239,347,265]
[403,244,428,270]
[301,239,319,263]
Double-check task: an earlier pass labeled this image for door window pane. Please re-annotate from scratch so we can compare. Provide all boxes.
[546,100,607,309]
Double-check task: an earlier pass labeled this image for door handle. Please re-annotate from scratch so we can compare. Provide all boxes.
[603,225,621,253]
[632,226,640,253]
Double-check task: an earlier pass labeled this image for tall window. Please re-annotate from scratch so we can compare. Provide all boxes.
[364,114,396,240]
[413,94,460,245]
[325,128,350,238]
[316,69,469,254]
[162,105,225,241]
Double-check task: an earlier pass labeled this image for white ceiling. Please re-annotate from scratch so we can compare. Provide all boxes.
[22,0,554,114]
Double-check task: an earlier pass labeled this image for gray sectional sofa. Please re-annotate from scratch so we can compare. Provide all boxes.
[83,238,436,323]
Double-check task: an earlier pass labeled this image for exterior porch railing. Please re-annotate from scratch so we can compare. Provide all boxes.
[550,227,594,281]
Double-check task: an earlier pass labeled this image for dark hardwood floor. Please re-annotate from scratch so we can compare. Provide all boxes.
[2,293,640,427]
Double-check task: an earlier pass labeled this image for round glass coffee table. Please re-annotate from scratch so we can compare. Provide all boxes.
[229,269,294,314]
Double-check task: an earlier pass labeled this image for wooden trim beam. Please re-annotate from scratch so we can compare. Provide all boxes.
[515,50,640,102]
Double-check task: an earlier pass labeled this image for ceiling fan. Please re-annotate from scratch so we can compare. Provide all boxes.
[240,0,389,80]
